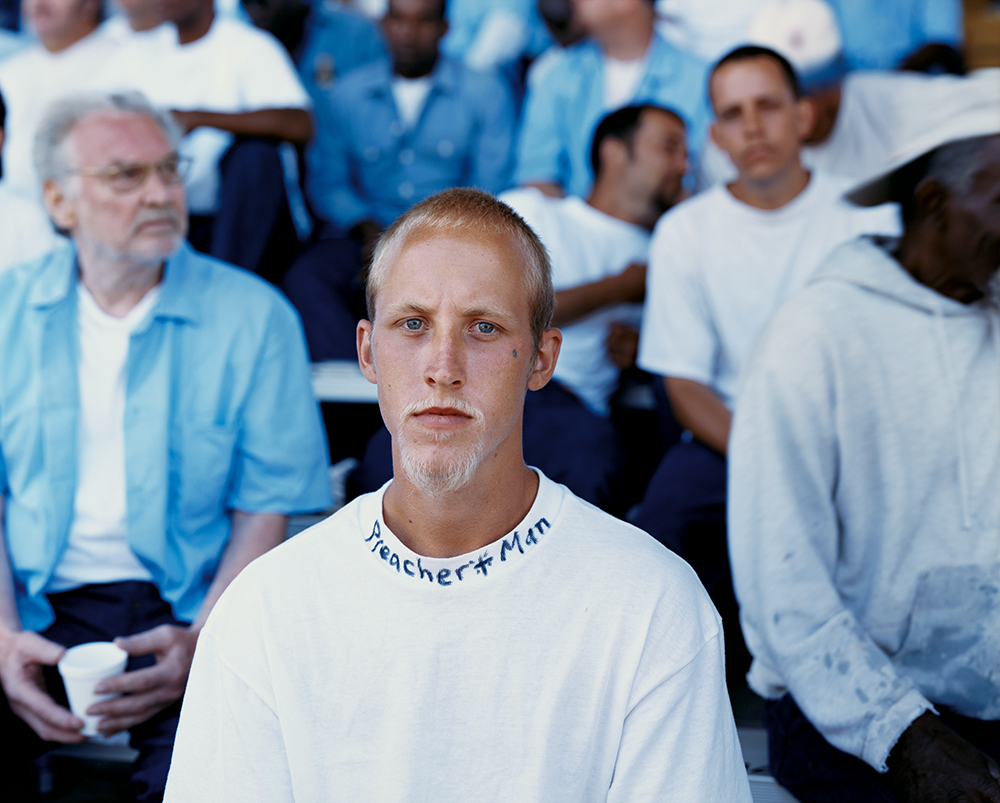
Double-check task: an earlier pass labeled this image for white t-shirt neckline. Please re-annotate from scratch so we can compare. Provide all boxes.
[357,470,565,589]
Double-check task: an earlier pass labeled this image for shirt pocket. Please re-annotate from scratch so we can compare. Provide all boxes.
[169,423,239,533]
[891,562,1000,718]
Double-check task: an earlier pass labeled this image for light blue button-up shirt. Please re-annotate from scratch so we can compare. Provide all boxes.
[306,55,517,231]
[0,243,331,631]
[515,33,710,198]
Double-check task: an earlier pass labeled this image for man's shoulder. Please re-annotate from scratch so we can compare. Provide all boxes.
[650,185,729,243]
[553,481,713,599]
[329,56,391,97]
[168,246,300,322]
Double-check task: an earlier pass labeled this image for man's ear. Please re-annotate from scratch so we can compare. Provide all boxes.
[708,120,722,150]
[43,178,76,232]
[794,96,817,142]
[914,177,948,222]
[527,327,562,391]
[357,319,378,384]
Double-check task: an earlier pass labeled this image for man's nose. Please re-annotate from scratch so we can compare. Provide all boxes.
[424,329,464,387]
[140,167,174,203]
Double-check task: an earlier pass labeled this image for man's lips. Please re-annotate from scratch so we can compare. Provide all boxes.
[411,406,476,428]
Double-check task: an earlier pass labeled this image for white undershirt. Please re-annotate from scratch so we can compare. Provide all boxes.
[391,75,433,129]
[49,282,162,592]
[603,53,647,109]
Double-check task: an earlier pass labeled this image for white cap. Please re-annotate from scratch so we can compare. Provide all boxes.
[846,69,1000,206]
[747,0,842,76]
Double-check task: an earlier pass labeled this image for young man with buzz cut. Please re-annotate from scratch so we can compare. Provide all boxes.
[164,187,753,803]
[635,45,900,684]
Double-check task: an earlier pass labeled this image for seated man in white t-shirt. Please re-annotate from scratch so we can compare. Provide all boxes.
[164,187,753,803]
[636,45,899,686]
[499,103,688,510]
[114,0,313,279]
[0,0,121,200]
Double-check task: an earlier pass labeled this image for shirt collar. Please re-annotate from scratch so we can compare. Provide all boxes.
[28,241,202,325]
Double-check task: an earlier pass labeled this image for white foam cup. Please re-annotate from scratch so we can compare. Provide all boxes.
[57,641,129,737]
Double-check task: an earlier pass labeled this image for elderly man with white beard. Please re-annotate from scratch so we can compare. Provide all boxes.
[0,91,330,801]
[165,187,752,803]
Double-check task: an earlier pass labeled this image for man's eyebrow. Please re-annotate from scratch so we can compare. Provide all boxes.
[382,301,518,321]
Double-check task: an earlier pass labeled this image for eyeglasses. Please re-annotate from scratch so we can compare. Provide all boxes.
[67,154,191,194]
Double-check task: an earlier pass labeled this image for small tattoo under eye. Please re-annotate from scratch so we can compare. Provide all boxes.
[512,349,517,358]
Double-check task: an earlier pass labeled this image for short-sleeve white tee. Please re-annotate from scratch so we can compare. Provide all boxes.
[638,171,900,409]
[501,188,650,415]
[111,18,310,213]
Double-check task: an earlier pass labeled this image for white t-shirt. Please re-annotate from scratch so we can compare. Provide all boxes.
[48,283,162,592]
[501,188,650,415]
[165,472,752,803]
[603,53,647,110]
[390,76,433,130]
[0,187,61,274]
[0,28,124,199]
[111,18,310,213]
[638,171,901,409]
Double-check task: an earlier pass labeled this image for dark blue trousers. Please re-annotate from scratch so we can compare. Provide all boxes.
[281,235,366,361]
[0,582,188,802]
[351,380,626,512]
[633,438,749,686]
[766,693,1000,802]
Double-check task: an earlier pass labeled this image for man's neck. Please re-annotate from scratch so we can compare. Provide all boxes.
[42,24,97,54]
[728,162,811,211]
[382,461,539,559]
[587,182,663,231]
[176,7,214,45]
[895,227,984,305]
[78,254,165,318]
[596,11,653,61]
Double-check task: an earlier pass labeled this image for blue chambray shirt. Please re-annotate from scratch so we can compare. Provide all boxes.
[515,34,711,198]
[306,55,517,231]
[0,243,332,632]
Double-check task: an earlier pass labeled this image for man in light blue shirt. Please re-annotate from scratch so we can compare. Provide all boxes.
[515,0,709,199]
[0,91,330,801]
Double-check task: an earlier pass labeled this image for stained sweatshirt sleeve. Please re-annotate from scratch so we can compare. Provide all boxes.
[727,304,934,772]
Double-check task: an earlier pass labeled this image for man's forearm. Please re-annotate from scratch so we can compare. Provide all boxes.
[552,263,645,327]
[191,511,287,632]
[665,376,732,455]
[173,109,313,145]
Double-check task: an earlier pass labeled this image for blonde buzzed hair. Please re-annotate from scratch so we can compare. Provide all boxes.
[366,188,555,353]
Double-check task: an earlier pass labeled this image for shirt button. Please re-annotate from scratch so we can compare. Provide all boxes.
[399,149,415,165]
[364,146,379,162]
[437,140,454,158]
[398,181,415,199]
[389,121,402,137]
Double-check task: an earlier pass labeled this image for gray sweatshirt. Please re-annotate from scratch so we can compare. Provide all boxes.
[729,236,1000,772]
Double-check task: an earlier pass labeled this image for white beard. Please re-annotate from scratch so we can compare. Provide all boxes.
[395,397,487,496]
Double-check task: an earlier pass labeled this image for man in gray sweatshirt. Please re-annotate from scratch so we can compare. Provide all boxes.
[727,101,1000,801]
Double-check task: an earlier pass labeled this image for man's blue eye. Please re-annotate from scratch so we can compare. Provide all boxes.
[476,322,495,334]
[404,319,422,330]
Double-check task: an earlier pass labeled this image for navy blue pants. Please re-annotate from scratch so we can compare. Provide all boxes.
[0,582,187,802]
[351,380,626,512]
[281,235,366,361]
[766,693,1000,802]
[633,438,749,686]
[189,137,301,284]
